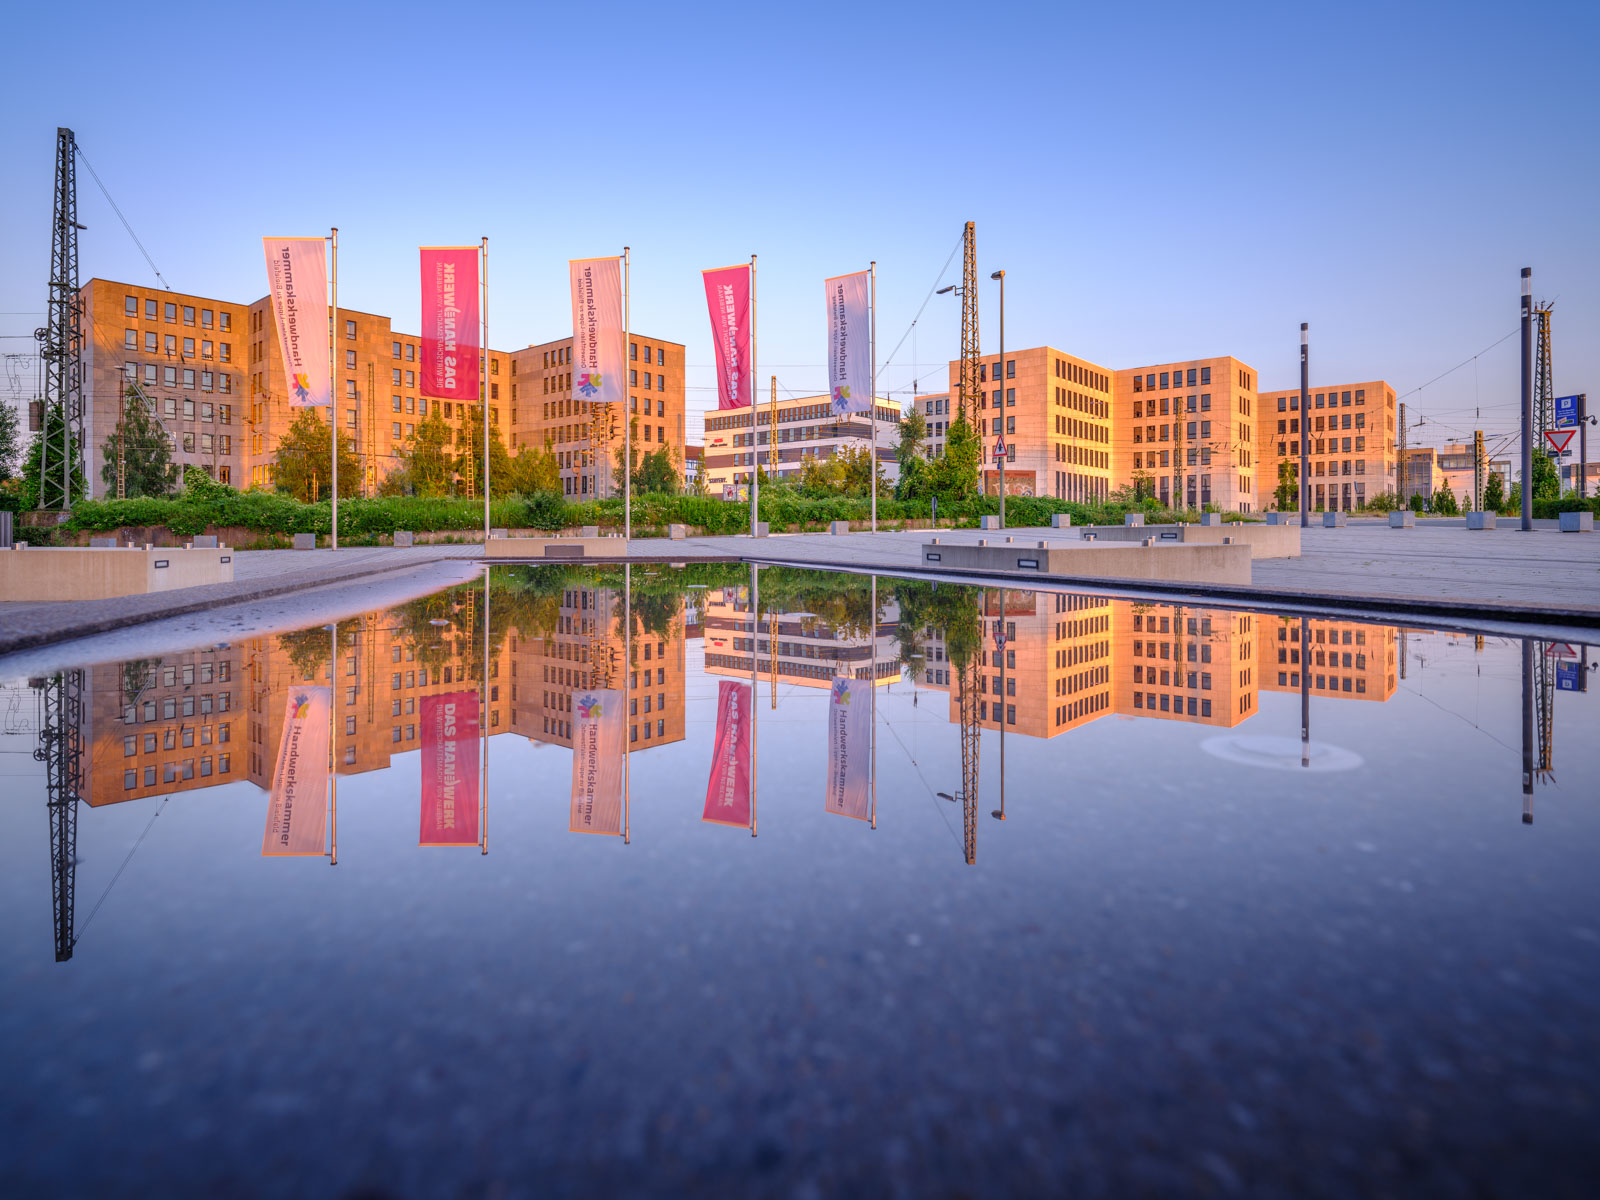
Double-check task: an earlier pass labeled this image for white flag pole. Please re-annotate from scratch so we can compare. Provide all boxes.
[482,236,490,543]
[869,575,877,830]
[481,564,490,854]
[623,561,632,843]
[750,564,759,837]
[329,227,339,549]
[870,261,877,534]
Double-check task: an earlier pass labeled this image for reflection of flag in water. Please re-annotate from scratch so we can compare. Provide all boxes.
[420,691,480,846]
[262,686,331,856]
[570,688,624,835]
[826,677,871,820]
[702,681,752,827]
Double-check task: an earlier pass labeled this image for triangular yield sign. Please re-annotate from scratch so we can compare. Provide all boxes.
[1544,429,1576,453]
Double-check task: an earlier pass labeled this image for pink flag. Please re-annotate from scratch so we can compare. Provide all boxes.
[825,677,871,821]
[419,246,480,402]
[702,264,752,410]
[702,681,752,827]
[262,237,331,408]
[420,691,480,847]
[569,688,625,835]
[262,686,331,856]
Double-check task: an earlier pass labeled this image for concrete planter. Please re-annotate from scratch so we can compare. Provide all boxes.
[668,524,687,540]
[1051,513,1072,528]
[293,532,317,550]
[1388,511,1415,528]
[1322,512,1347,528]
[1467,512,1496,530]
[1198,513,1223,526]
[1558,510,1594,532]
[1265,512,1289,525]
[1123,513,1145,527]
[979,515,1002,531]
[829,520,851,535]
[393,531,415,547]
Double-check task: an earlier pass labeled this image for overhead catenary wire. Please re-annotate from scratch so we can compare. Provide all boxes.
[74,144,171,291]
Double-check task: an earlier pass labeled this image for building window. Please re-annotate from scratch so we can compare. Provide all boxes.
[183,306,195,326]
[1006,360,1015,379]
[345,319,356,339]
[346,350,356,369]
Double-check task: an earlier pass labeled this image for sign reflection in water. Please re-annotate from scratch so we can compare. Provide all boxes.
[28,564,1593,960]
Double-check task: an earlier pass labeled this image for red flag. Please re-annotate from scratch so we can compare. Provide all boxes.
[702,681,752,827]
[420,246,480,402]
[420,691,480,847]
[702,264,752,410]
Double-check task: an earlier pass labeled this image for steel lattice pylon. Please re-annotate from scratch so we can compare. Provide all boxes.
[955,655,980,865]
[36,128,84,512]
[1535,303,1554,446]
[957,221,981,426]
[32,671,84,962]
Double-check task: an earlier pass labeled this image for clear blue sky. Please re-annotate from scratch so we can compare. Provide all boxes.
[2,0,1595,459]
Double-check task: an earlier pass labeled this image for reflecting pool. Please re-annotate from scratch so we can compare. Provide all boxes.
[2,564,1597,1196]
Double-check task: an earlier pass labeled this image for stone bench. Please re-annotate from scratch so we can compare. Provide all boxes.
[1389,511,1415,528]
[979,515,1002,530]
[829,520,851,535]
[1051,513,1072,528]
[293,532,317,550]
[1323,512,1347,527]
[1467,512,1496,530]
[668,524,687,540]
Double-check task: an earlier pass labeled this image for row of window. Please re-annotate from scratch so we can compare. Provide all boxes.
[122,692,232,722]
[123,754,231,789]
[124,295,232,331]
[1273,390,1367,410]
[1057,691,1109,725]
[1132,366,1212,392]
[1054,358,1108,393]
[124,362,234,394]
[706,403,897,431]
[1278,412,1367,433]
[123,722,231,755]
[125,330,232,361]
[1132,693,1215,718]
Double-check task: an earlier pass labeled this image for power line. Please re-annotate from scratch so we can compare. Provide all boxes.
[74,144,170,291]
[1398,328,1517,402]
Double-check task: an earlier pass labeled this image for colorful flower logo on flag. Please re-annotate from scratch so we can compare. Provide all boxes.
[291,372,311,404]
[577,372,602,397]
[577,694,603,719]
[290,693,313,719]
[831,384,850,412]
[831,678,851,706]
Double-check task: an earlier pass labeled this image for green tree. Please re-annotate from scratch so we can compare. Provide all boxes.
[100,388,179,498]
[927,411,979,500]
[633,446,681,495]
[0,401,21,480]
[19,401,86,509]
[454,407,515,497]
[271,408,361,502]
[1430,485,1459,515]
[1482,471,1505,513]
[1408,491,1425,513]
[1274,459,1297,511]
[393,409,456,496]
[1532,449,1560,502]
[507,443,561,495]
[894,407,929,501]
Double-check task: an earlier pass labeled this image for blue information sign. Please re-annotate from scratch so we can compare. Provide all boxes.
[1554,394,1582,428]
[1556,661,1583,692]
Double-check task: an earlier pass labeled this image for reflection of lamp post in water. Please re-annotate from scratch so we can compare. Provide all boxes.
[1300,616,1310,768]
[992,587,1006,820]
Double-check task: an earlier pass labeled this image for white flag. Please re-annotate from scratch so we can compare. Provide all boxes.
[262,238,332,408]
[262,686,331,856]
[825,677,871,821]
[569,688,625,835]
[569,257,625,409]
[825,270,871,416]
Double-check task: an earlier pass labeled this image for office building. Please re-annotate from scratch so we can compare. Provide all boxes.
[1112,357,1261,512]
[1258,380,1397,512]
[702,395,900,495]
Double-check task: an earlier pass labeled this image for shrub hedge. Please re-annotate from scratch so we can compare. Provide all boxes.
[54,487,1233,542]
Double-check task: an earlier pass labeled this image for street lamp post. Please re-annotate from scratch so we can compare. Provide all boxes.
[991,270,1005,529]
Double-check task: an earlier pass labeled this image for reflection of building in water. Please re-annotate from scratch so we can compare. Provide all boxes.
[509,583,686,751]
[702,586,898,689]
[84,648,242,806]
[1261,618,1396,701]
[1113,602,1259,726]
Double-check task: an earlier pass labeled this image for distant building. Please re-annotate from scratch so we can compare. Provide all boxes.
[1437,441,1511,509]
[702,395,899,494]
[1402,446,1446,501]
[1258,380,1397,512]
[684,443,703,486]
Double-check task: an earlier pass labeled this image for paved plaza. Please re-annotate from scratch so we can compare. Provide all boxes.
[2,519,1597,659]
